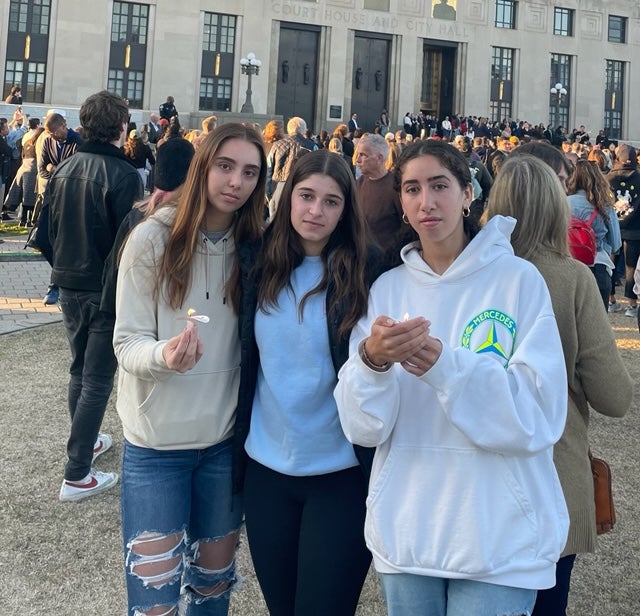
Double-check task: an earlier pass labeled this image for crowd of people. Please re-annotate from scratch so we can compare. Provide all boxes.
[1,89,637,616]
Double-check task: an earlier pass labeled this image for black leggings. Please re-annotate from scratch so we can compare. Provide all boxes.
[590,264,610,311]
[244,458,372,616]
[623,239,640,301]
[532,554,577,616]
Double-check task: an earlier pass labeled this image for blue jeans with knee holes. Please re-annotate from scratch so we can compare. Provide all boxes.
[122,439,243,615]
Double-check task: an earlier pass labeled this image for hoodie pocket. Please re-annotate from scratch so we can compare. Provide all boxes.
[366,445,538,576]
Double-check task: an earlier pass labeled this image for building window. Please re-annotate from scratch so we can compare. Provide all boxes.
[112,1,148,44]
[608,16,627,43]
[108,68,144,106]
[203,13,236,53]
[199,77,232,112]
[4,0,51,103]
[490,47,513,121]
[200,13,236,111]
[604,59,624,140]
[9,0,50,35]
[495,0,516,29]
[549,54,571,129]
[553,8,574,36]
[108,2,148,107]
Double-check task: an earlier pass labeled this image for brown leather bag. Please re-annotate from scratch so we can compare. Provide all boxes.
[590,451,616,534]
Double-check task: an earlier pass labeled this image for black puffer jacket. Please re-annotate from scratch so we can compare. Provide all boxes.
[232,239,388,493]
[48,141,144,291]
[608,167,640,240]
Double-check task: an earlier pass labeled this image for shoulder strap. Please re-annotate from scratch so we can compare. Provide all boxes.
[587,209,599,225]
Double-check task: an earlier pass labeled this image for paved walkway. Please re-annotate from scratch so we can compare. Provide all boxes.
[0,234,62,334]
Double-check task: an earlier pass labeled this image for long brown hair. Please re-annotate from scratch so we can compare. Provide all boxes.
[257,149,368,340]
[158,123,266,313]
[567,159,612,223]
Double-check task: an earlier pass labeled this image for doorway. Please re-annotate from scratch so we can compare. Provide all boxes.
[275,23,320,130]
[420,42,457,119]
[351,34,390,132]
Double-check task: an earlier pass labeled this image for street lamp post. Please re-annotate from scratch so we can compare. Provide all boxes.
[549,82,567,127]
[240,52,262,114]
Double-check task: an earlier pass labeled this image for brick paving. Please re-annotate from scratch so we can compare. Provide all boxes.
[0,235,62,334]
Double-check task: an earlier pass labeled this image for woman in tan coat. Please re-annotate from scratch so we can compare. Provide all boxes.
[483,154,633,616]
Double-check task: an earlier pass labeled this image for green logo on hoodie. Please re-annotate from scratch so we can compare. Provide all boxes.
[461,310,516,366]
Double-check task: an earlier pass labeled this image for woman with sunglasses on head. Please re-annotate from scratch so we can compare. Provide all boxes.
[484,155,632,616]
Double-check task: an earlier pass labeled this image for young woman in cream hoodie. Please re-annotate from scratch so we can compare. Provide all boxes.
[113,124,266,616]
[335,140,569,615]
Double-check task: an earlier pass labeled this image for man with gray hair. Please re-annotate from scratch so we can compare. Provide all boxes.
[355,133,405,258]
[265,116,317,220]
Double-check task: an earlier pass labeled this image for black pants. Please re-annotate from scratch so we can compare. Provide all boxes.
[590,264,610,311]
[532,554,577,616]
[623,239,640,300]
[244,458,371,616]
[59,288,117,480]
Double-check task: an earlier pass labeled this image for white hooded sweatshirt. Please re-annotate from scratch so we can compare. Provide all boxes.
[335,216,569,590]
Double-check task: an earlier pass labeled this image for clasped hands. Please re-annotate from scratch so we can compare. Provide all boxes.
[162,321,204,373]
[364,315,442,377]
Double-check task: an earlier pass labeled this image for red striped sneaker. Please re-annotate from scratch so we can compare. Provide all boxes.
[92,433,113,463]
[59,470,118,502]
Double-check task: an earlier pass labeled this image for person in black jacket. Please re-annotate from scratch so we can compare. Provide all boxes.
[608,144,640,318]
[48,90,144,502]
[158,95,178,122]
[234,149,385,616]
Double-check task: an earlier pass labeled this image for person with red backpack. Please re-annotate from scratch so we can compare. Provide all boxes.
[568,160,621,310]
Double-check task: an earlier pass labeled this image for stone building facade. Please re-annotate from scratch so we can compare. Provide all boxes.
[1,0,639,139]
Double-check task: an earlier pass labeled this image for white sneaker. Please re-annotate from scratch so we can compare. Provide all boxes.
[624,305,638,318]
[59,469,119,502]
[608,302,623,313]
[92,433,113,463]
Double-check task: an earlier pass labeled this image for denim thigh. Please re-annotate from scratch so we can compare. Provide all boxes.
[380,573,537,616]
[122,439,244,616]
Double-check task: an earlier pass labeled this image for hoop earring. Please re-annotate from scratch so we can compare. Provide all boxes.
[402,213,410,224]
[463,206,471,218]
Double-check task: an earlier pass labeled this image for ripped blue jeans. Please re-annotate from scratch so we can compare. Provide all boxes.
[122,439,243,615]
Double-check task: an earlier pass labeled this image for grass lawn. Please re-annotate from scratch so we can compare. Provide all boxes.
[0,223,29,236]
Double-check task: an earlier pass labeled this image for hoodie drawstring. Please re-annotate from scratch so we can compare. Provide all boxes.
[203,236,210,300]
[202,233,228,303]
[222,238,227,305]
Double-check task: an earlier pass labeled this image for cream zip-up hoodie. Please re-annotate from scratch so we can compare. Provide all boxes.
[114,206,240,450]
[335,216,569,590]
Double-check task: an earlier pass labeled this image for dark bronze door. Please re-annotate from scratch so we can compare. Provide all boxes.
[420,43,456,119]
[275,24,319,131]
[4,0,51,103]
[351,34,390,132]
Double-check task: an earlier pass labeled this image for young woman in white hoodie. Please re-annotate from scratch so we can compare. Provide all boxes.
[335,140,570,615]
[113,124,266,616]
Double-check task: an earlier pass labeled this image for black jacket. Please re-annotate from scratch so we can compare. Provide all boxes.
[608,167,640,240]
[48,141,144,291]
[232,240,388,493]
